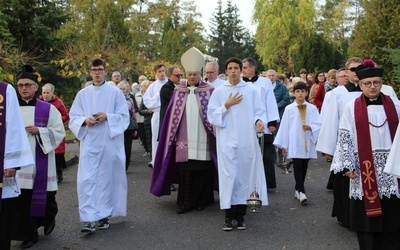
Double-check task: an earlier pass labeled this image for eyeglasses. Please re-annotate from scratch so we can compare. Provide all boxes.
[361,80,382,88]
[348,67,358,72]
[90,68,105,73]
[205,71,216,74]
[17,83,36,88]
[172,74,182,78]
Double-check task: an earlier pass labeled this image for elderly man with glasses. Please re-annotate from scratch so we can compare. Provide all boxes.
[12,65,65,249]
[317,57,397,229]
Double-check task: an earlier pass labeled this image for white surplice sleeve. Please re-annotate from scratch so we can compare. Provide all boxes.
[68,92,88,140]
[308,104,322,145]
[37,105,66,154]
[316,89,340,155]
[330,103,357,174]
[143,83,161,110]
[106,90,130,139]
[4,85,34,170]
[385,123,400,177]
[273,105,290,150]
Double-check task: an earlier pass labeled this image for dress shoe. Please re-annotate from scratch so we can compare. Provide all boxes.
[44,220,56,236]
[21,240,37,249]
[170,184,177,191]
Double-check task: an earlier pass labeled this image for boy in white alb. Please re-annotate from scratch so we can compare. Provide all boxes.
[273,81,321,204]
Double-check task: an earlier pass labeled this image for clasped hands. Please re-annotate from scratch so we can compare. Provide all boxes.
[85,112,107,127]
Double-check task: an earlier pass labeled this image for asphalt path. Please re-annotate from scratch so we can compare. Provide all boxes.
[11,140,358,250]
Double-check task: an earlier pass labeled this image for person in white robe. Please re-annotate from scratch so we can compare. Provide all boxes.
[142,64,168,168]
[69,58,129,233]
[0,82,34,250]
[12,65,65,249]
[207,57,267,231]
[242,58,280,189]
[331,62,400,249]
[274,81,321,204]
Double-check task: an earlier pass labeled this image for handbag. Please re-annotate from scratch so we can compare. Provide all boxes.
[126,118,138,133]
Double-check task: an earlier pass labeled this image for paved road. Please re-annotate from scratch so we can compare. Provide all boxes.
[11,140,358,250]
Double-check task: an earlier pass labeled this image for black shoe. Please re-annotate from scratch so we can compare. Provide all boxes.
[21,240,37,249]
[44,220,56,236]
[98,218,110,229]
[170,184,177,191]
[236,218,247,230]
[57,177,63,183]
[148,162,153,168]
[223,218,234,231]
[177,207,186,214]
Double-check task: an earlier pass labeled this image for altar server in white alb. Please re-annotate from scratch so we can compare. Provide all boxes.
[69,58,129,233]
[273,81,321,204]
[207,57,267,231]
[331,60,400,249]
[0,81,34,250]
[142,63,168,168]
[13,65,65,249]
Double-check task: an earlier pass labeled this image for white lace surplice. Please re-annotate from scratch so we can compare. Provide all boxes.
[331,100,400,200]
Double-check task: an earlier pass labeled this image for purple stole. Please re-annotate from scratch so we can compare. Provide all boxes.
[30,99,51,216]
[0,82,7,207]
[354,93,398,217]
[150,81,217,196]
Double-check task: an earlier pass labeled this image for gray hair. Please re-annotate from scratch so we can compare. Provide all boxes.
[42,83,55,93]
[206,61,219,70]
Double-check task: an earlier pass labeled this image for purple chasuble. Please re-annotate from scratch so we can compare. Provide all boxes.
[0,82,7,208]
[150,81,218,196]
[30,99,51,217]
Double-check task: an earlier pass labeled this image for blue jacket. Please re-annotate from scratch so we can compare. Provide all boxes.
[273,80,289,119]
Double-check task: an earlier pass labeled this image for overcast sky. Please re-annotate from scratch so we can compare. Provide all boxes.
[193,0,256,35]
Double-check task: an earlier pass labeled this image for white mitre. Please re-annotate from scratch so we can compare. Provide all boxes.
[181,47,205,72]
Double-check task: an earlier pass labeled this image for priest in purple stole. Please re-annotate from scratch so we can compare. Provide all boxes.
[331,60,400,249]
[0,81,34,250]
[12,66,65,249]
[150,47,218,214]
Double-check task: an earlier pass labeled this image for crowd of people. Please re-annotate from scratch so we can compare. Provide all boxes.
[1,52,400,250]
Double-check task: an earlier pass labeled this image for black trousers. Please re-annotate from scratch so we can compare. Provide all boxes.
[262,134,277,188]
[124,131,134,171]
[137,123,147,150]
[1,198,16,250]
[12,189,58,242]
[292,158,309,193]
[225,205,247,220]
[55,153,66,181]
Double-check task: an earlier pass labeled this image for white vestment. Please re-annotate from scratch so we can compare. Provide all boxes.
[143,78,168,164]
[2,84,34,199]
[69,83,129,222]
[385,118,400,178]
[249,77,280,133]
[207,80,268,209]
[208,78,225,89]
[331,98,400,200]
[18,102,65,191]
[317,85,398,155]
[187,86,210,160]
[273,101,321,159]
[319,90,333,123]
